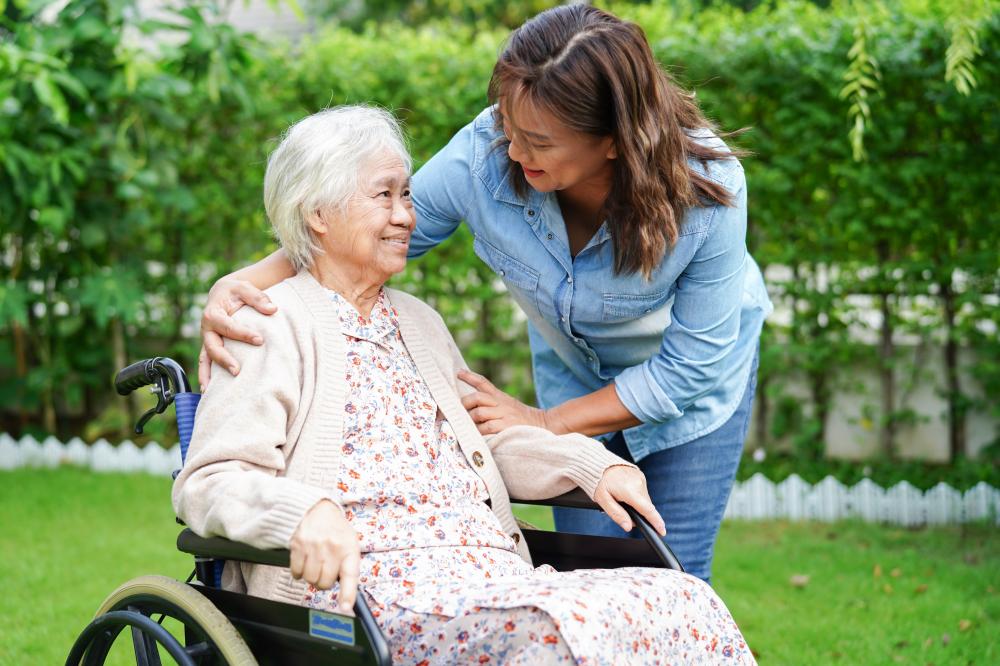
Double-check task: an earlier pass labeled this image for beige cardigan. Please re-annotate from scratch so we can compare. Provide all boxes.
[173,271,633,604]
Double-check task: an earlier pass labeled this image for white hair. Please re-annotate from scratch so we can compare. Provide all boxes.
[263,105,411,271]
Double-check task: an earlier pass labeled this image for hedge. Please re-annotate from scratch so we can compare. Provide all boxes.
[1,0,997,462]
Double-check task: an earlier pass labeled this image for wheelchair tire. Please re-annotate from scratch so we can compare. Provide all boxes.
[90,575,256,665]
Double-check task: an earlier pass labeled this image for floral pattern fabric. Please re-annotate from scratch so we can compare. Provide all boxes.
[304,288,755,665]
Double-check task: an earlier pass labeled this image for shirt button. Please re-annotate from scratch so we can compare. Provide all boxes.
[560,316,566,322]
[499,270,506,277]
[587,355,594,362]
[512,532,521,544]
[472,451,485,467]
[567,276,573,284]
[644,308,652,314]
[527,209,535,216]
[546,233,554,240]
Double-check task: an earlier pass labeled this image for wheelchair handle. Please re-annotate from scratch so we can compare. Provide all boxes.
[115,357,194,435]
[115,357,191,396]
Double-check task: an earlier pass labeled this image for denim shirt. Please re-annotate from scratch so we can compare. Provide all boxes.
[409,107,772,461]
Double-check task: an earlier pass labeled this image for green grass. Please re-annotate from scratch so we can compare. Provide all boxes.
[2,468,998,665]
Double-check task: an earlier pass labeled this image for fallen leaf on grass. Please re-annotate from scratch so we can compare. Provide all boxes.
[940,633,951,646]
[873,564,883,578]
[890,567,902,578]
[914,584,928,594]
[883,584,894,594]
[922,638,933,649]
[789,574,810,588]
[958,619,972,632]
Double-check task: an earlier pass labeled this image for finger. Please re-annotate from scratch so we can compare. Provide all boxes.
[337,550,361,615]
[468,406,504,425]
[474,419,504,436]
[460,391,498,411]
[302,552,323,587]
[203,330,241,375]
[457,369,493,391]
[593,491,633,532]
[620,490,666,536]
[290,547,305,580]
[233,283,277,315]
[198,346,211,390]
[207,309,264,347]
[316,557,340,591]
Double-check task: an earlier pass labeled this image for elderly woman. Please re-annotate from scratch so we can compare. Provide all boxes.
[173,106,754,664]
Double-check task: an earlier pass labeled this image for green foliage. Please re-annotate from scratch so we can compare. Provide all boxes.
[2,0,998,465]
[737,451,1000,491]
[310,0,555,30]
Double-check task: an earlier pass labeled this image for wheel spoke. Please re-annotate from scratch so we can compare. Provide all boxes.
[127,606,163,666]
[184,641,214,660]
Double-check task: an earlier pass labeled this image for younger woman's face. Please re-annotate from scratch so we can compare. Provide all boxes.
[501,95,616,196]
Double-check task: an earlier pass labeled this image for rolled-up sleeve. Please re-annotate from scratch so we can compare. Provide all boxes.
[614,167,748,424]
[409,121,476,258]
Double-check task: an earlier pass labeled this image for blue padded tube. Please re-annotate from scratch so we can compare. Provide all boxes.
[173,392,201,465]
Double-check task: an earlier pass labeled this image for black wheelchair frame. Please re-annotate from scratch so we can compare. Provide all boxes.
[66,358,683,665]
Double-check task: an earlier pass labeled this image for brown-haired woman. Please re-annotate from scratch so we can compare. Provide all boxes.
[200,4,772,588]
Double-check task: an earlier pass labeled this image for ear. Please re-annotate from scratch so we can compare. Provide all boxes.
[604,137,617,160]
[305,208,330,236]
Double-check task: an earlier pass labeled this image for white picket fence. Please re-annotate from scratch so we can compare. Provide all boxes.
[2,433,998,526]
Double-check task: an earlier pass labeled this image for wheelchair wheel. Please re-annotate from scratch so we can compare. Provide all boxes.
[66,575,256,666]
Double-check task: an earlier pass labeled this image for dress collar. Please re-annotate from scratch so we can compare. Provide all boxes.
[325,287,398,343]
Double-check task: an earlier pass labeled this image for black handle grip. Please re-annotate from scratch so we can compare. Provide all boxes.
[114,359,156,395]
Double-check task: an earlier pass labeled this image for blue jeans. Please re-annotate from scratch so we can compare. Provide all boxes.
[553,351,759,585]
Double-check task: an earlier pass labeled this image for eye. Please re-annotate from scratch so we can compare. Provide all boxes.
[377,190,391,198]
[402,189,412,200]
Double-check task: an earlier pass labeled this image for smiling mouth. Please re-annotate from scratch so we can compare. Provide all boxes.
[522,167,545,178]
[381,236,409,246]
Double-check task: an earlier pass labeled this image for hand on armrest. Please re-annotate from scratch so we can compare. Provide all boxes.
[592,466,666,536]
[290,500,360,615]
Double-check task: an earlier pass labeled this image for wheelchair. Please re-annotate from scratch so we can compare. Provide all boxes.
[67,357,684,665]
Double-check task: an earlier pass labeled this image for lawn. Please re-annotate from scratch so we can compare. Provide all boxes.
[2,468,997,665]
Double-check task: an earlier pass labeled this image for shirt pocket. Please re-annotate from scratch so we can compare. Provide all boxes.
[473,234,541,293]
[602,290,671,322]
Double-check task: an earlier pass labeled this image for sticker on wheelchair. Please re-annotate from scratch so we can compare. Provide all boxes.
[308,609,356,646]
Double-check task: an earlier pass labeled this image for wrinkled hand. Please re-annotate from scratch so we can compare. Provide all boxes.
[458,370,555,435]
[593,465,666,536]
[290,500,360,615]
[198,277,276,388]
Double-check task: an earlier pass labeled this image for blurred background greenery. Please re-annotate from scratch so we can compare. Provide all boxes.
[1,0,998,486]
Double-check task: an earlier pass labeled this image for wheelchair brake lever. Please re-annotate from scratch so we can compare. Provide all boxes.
[134,375,174,434]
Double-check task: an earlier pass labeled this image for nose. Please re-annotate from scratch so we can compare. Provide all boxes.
[392,195,415,229]
[507,133,528,164]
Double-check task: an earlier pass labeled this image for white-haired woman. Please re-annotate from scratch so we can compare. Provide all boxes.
[174,106,755,664]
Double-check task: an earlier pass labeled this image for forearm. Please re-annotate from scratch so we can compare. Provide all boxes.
[487,425,636,499]
[229,249,296,289]
[544,383,641,437]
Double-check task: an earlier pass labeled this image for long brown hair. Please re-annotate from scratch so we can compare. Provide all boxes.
[488,4,740,278]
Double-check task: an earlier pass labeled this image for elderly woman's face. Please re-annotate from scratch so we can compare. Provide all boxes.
[318,151,415,283]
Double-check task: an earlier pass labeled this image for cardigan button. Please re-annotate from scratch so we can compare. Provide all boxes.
[472,451,485,467]
[512,532,521,544]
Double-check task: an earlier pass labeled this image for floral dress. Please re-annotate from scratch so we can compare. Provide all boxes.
[304,289,755,665]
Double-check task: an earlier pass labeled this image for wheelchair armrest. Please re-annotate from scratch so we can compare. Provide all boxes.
[177,529,290,568]
[510,487,597,510]
[511,488,684,572]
